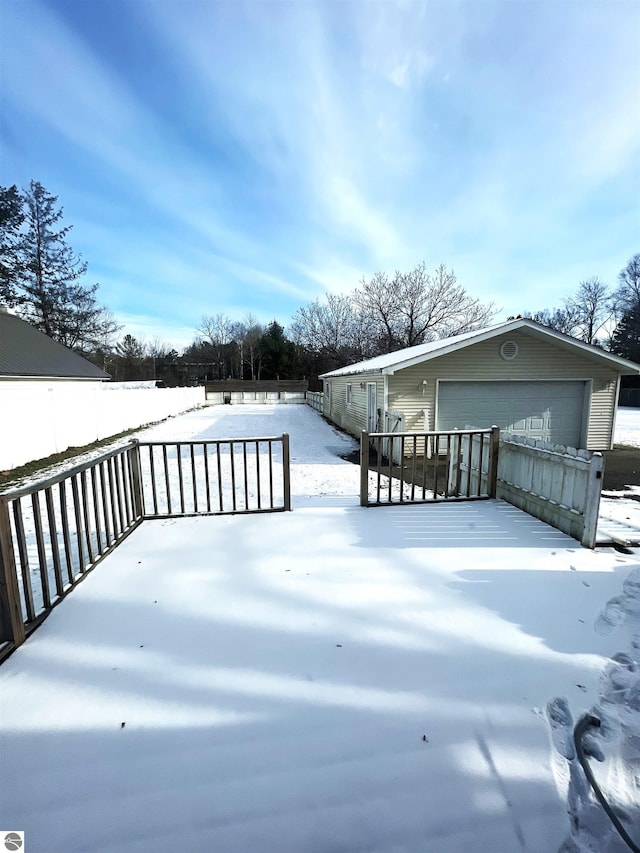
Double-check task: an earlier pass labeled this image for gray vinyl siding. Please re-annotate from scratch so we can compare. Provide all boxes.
[387,331,618,450]
[323,374,385,436]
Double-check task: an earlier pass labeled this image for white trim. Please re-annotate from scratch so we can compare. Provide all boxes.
[610,375,622,450]
[320,319,640,378]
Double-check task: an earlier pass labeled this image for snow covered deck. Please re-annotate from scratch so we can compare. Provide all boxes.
[1,496,637,852]
[1,404,639,852]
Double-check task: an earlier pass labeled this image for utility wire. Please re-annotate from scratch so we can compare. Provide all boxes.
[573,714,640,853]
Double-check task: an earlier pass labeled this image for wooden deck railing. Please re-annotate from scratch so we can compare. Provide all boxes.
[136,436,291,517]
[0,442,143,660]
[360,427,499,507]
[0,434,291,663]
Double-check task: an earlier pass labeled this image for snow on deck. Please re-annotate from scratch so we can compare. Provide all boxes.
[0,405,638,852]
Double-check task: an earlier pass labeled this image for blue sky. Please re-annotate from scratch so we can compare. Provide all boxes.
[1,0,639,349]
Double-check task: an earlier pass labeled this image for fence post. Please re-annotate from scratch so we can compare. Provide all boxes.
[488,425,500,498]
[581,452,604,549]
[360,431,370,506]
[0,497,26,650]
[129,439,144,519]
[282,433,291,511]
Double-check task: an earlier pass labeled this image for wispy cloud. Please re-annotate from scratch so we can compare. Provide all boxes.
[1,0,638,346]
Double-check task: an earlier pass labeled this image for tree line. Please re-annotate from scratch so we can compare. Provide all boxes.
[1,181,638,387]
[511,257,640,363]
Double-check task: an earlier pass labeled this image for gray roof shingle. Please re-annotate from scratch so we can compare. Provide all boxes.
[0,308,110,380]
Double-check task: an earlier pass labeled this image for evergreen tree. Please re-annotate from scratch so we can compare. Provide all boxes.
[259,321,298,379]
[610,306,640,364]
[5,180,119,350]
[0,185,24,305]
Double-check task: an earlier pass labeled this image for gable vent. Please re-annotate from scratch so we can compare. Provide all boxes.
[500,340,519,361]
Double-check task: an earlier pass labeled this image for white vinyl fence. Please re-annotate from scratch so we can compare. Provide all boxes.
[496,432,603,548]
[306,391,323,413]
[206,390,305,405]
[1,382,205,471]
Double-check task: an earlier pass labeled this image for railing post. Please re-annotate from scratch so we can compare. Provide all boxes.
[488,425,500,498]
[129,439,144,519]
[582,452,604,549]
[360,430,370,506]
[282,433,291,511]
[0,497,26,650]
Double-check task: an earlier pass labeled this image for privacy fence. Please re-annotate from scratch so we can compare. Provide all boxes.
[306,391,323,413]
[206,380,307,406]
[0,434,291,663]
[496,432,603,548]
[1,384,205,471]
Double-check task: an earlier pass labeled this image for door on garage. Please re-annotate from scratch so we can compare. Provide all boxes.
[436,380,587,446]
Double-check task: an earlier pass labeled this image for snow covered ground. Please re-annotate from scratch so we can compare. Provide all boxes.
[614,406,640,448]
[599,407,640,542]
[0,404,639,852]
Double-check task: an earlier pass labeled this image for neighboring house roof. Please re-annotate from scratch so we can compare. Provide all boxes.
[0,307,110,380]
[320,318,640,378]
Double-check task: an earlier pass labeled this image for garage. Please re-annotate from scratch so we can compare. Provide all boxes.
[437,380,587,446]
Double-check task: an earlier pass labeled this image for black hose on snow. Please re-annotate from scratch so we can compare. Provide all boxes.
[573,713,640,853]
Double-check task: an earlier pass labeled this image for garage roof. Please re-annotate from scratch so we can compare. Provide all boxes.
[320,318,640,378]
[0,307,110,380]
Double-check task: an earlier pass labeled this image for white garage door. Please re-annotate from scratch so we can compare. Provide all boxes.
[437,381,586,446]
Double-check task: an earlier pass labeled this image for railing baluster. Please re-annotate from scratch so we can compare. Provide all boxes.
[230,442,237,512]
[163,445,171,515]
[90,467,103,555]
[0,497,25,647]
[411,436,417,501]
[149,445,158,516]
[477,434,485,497]
[71,474,86,574]
[58,481,74,585]
[12,499,35,623]
[432,434,439,498]
[256,441,261,510]
[268,440,274,509]
[31,492,50,610]
[80,470,95,564]
[243,441,249,510]
[465,432,472,497]
[376,436,382,504]
[177,444,185,514]
[99,462,111,546]
[107,458,119,540]
[216,443,223,511]
[119,452,132,526]
[190,444,197,512]
[203,443,211,513]
[44,487,64,599]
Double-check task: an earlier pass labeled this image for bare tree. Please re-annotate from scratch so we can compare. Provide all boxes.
[523,306,581,335]
[231,313,264,380]
[355,262,496,353]
[524,277,615,345]
[566,277,613,345]
[613,253,640,315]
[290,293,367,363]
[197,313,233,379]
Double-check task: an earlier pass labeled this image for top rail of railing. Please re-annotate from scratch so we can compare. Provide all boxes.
[0,441,138,501]
[138,436,285,447]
